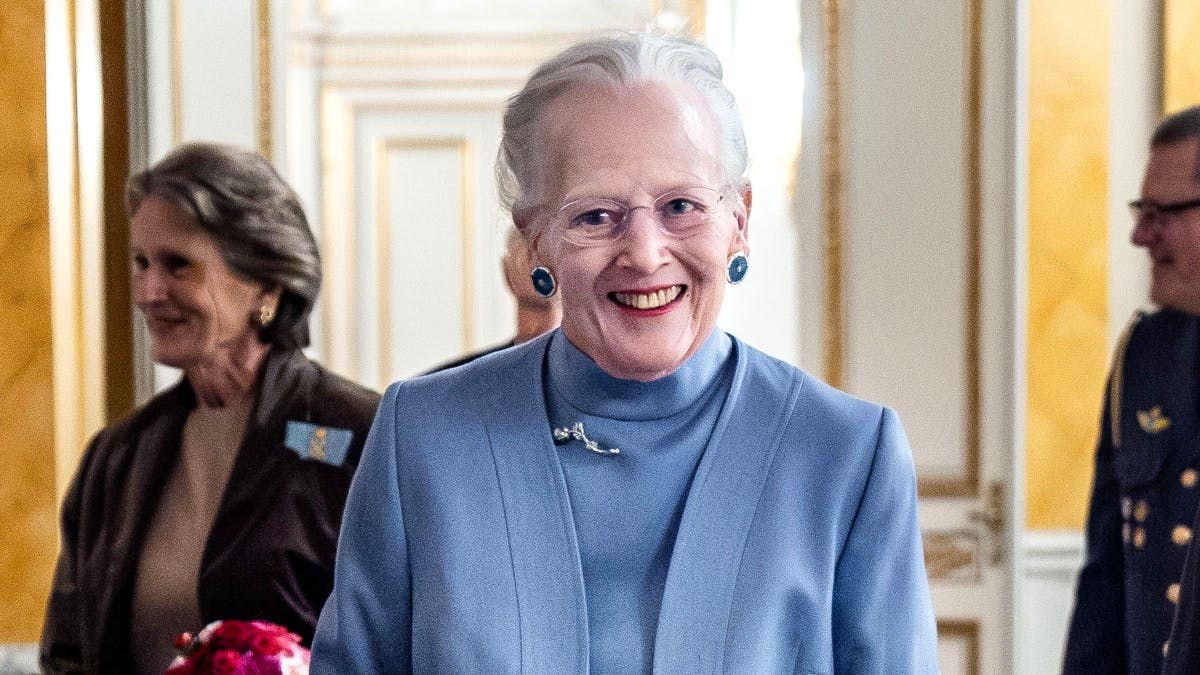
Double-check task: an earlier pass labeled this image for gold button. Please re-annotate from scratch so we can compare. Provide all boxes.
[1183,469,1199,488]
[1169,583,1182,604]
[1174,525,1194,547]
[1123,523,1131,543]
[1135,500,1150,522]
[1134,527,1147,548]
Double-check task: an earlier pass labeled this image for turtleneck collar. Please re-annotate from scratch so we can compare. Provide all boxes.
[546,328,733,421]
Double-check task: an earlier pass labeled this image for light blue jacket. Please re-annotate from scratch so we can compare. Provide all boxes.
[312,331,938,674]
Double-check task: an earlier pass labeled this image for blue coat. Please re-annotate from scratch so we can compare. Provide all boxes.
[1065,309,1200,674]
[312,331,938,674]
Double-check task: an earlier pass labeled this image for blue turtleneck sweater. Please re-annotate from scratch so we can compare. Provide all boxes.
[544,329,736,674]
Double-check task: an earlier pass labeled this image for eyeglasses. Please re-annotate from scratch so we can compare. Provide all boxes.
[1128,197,1200,224]
[552,186,725,246]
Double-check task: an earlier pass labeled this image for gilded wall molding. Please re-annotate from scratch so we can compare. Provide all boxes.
[256,0,272,158]
[1164,0,1200,114]
[938,619,981,675]
[373,136,477,382]
[821,0,983,497]
[924,0,983,498]
[819,0,844,389]
[923,530,982,582]
[170,0,182,145]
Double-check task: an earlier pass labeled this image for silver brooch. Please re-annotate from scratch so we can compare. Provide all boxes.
[552,422,620,456]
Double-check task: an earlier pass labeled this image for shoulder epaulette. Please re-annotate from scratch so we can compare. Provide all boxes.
[1110,309,1146,448]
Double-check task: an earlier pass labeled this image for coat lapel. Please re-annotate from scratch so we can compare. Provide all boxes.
[97,385,192,665]
[653,342,805,673]
[483,335,590,673]
[204,350,314,563]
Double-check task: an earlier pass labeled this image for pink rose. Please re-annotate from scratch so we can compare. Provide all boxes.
[211,648,244,675]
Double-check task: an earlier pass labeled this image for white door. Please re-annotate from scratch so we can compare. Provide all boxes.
[802,1,1018,672]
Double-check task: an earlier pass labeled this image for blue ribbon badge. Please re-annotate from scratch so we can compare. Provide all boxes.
[285,421,353,466]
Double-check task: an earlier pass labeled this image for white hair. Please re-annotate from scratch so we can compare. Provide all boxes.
[496,32,749,229]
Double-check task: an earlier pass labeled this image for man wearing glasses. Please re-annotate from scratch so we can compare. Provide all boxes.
[1065,105,1200,675]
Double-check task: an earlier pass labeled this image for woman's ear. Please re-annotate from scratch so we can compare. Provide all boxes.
[259,284,283,313]
[733,181,752,253]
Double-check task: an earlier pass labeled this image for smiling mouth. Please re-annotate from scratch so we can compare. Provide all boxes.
[143,314,186,331]
[610,285,685,310]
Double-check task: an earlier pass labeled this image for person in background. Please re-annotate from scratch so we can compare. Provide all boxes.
[311,32,936,673]
[424,225,562,372]
[1064,105,1200,674]
[40,142,381,674]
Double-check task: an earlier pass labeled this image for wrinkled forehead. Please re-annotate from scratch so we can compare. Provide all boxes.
[534,80,723,202]
[130,194,208,245]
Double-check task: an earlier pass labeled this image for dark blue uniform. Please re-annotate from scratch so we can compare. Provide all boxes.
[1064,309,1200,674]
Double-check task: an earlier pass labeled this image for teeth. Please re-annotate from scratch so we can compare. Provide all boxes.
[613,286,682,310]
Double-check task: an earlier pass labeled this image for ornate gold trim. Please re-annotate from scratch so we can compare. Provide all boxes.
[256,0,272,158]
[820,0,845,389]
[923,530,981,581]
[686,0,706,37]
[821,0,983,496]
[1164,0,1200,114]
[372,140,392,381]
[909,0,984,498]
[373,137,476,381]
[922,0,984,498]
[938,619,981,675]
[99,0,133,420]
[317,84,359,377]
[170,0,182,144]
[46,0,107,503]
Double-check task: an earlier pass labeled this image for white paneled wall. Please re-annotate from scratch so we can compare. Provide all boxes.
[1017,533,1084,674]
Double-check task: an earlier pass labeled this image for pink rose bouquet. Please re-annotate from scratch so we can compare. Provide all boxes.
[166,620,310,675]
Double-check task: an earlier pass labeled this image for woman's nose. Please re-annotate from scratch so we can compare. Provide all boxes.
[616,208,671,271]
[132,268,168,303]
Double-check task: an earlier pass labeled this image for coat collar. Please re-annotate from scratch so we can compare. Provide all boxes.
[653,340,805,672]
[99,349,317,656]
[205,349,318,563]
[482,334,805,672]
[483,333,590,672]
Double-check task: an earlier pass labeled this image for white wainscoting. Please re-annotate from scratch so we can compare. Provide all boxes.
[0,643,38,675]
[1017,530,1084,675]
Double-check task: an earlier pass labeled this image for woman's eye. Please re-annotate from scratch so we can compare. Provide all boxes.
[164,255,191,276]
[664,198,699,215]
[572,209,619,228]
[131,255,148,272]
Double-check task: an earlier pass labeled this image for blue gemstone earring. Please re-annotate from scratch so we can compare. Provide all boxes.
[531,265,557,298]
[726,251,749,284]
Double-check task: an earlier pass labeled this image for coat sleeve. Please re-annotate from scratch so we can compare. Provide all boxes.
[39,437,96,675]
[831,407,939,674]
[1062,388,1127,674]
[311,382,413,674]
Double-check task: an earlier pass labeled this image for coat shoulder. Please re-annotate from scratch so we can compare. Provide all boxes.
[390,335,543,415]
[307,361,382,430]
[733,338,886,438]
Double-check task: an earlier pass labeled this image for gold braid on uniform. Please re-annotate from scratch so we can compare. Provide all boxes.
[1109,310,1145,449]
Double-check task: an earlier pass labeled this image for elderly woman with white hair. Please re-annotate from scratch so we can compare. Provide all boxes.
[312,32,937,673]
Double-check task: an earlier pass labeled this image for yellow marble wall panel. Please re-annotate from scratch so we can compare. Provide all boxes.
[1165,0,1200,114]
[1026,0,1111,530]
[0,0,56,641]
